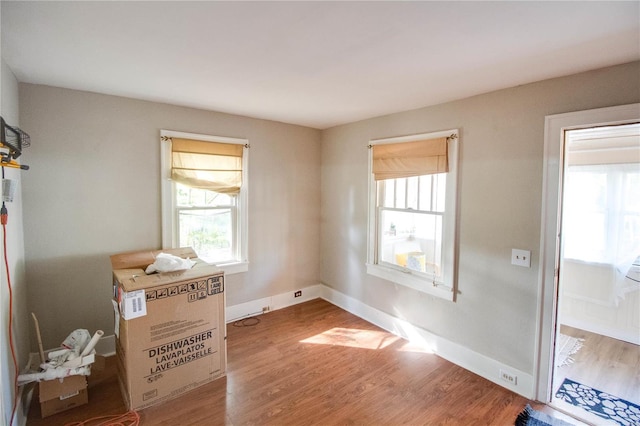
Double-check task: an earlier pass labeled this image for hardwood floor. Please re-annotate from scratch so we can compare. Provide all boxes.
[27,299,581,425]
[554,325,640,406]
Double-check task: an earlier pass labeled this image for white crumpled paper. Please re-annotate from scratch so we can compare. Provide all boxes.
[17,328,100,385]
[145,252,196,274]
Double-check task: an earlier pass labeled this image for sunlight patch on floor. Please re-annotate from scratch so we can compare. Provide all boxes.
[396,340,435,354]
[300,327,400,350]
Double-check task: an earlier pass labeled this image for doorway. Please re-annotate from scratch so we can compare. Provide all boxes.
[536,104,640,423]
[552,123,640,422]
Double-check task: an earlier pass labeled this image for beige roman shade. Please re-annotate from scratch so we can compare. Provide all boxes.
[372,137,448,180]
[171,138,243,194]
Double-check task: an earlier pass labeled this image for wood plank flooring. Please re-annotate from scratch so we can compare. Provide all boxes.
[554,325,640,406]
[27,299,581,425]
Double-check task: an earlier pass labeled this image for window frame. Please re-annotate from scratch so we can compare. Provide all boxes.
[366,129,459,301]
[161,129,249,274]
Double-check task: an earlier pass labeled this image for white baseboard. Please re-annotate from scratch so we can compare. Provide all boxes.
[94,283,534,399]
[319,285,535,399]
[225,284,323,322]
[225,296,270,322]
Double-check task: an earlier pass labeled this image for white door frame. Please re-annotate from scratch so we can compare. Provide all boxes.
[535,103,640,402]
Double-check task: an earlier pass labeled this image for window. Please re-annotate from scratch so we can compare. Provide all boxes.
[161,130,249,274]
[367,130,459,300]
[562,124,640,268]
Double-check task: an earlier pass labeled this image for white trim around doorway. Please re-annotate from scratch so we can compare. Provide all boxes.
[535,103,640,402]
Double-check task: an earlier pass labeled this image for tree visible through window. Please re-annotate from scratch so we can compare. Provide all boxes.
[161,130,249,273]
[176,184,236,264]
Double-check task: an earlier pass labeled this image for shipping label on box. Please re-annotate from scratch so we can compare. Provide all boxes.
[122,289,147,320]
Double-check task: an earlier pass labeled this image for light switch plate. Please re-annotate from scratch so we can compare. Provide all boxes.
[511,249,531,267]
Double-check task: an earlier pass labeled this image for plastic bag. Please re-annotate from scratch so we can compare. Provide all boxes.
[145,253,196,274]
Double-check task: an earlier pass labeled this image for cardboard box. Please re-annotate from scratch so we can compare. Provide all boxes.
[111,247,226,411]
[39,375,88,418]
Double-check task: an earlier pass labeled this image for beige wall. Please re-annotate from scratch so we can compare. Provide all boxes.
[13,60,640,393]
[1,57,30,426]
[320,61,640,374]
[19,85,321,349]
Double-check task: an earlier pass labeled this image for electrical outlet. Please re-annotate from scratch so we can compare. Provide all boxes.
[500,369,517,385]
[294,291,302,298]
[511,249,531,268]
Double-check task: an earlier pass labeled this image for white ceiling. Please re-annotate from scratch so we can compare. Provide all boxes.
[2,1,639,129]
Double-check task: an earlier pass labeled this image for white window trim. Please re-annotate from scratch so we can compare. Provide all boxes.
[366,129,459,301]
[160,129,249,275]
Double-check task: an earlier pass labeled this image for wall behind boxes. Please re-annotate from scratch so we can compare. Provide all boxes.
[1,58,30,426]
[18,84,321,350]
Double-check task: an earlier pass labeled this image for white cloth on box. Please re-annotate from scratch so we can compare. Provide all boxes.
[18,366,91,385]
[61,329,90,356]
[145,253,196,274]
[45,329,92,368]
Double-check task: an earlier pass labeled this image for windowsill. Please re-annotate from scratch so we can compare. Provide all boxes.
[366,263,454,301]
[213,261,249,275]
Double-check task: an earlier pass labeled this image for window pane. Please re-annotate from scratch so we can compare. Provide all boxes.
[624,171,640,213]
[563,212,607,261]
[178,208,233,263]
[407,176,419,210]
[395,179,406,209]
[383,179,394,208]
[622,214,640,255]
[561,164,640,263]
[176,183,233,207]
[622,170,640,255]
[563,169,607,261]
[419,175,432,211]
[434,173,447,212]
[565,170,606,211]
[379,209,443,276]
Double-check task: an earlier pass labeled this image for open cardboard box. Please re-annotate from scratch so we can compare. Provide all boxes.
[111,247,226,411]
[27,340,105,418]
[39,375,88,418]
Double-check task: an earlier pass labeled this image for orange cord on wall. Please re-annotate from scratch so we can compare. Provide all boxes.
[63,410,140,426]
[3,206,20,425]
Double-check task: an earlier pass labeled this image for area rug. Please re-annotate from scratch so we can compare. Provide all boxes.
[515,404,575,426]
[555,378,640,425]
[555,334,584,367]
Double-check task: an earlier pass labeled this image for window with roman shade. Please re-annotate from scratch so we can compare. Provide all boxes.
[161,130,249,274]
[367,130,459,301]
[171,137,244,194]
[372,137,448,180]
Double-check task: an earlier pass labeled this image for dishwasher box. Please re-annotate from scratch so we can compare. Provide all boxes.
[110,247,226,411]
